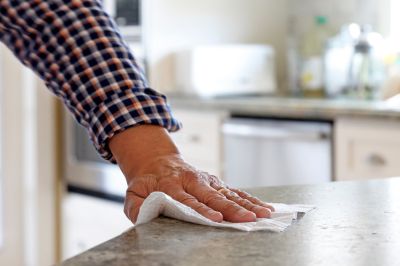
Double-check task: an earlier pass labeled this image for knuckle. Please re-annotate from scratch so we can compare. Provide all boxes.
[221,201,241,213]
[183,171,208,189]
[203,193,225,206]
[240,191,252,198]
[208,174,224,185]
[223,190,241,202]
[239,198,252,207]
[218,188,231,196]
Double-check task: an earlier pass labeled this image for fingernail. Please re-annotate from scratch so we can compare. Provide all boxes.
[257,208,272,218]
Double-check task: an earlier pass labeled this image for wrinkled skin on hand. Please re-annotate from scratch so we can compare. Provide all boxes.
[124,154,275,223]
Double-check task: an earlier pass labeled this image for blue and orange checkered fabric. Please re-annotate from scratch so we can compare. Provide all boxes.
[0,0,181,163]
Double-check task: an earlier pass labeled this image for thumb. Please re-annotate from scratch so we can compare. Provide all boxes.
[124,191,145,223]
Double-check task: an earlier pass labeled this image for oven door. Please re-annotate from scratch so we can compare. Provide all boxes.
[63,112,126,200]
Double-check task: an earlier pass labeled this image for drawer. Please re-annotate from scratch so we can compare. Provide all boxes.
[173,129,219,162]
[62,193,132,260]
[170,108,227,177]
[351,139,400,179]
[335,117,400,180]
[171,109,223,163]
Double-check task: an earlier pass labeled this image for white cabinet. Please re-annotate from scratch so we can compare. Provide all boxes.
[335,117,400,180]
[171,108,400,183]
[62,193,132,260]
[170,109,227,178]
[0,44,59,266]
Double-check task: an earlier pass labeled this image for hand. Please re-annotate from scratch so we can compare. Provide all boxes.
[123,154,274,223]
[109,125,274,224]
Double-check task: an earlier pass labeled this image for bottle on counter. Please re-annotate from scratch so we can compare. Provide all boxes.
[324,24,386,100]
[345,25,385,100]
[299,16,333,98]
[324,24,360,98]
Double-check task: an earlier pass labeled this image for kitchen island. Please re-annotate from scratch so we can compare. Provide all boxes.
[61,178,400,266]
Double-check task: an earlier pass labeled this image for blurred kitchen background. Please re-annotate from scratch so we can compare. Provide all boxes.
[1,0,400,265]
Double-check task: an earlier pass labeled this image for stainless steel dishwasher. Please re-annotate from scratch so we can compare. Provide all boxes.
[223,118,332,188]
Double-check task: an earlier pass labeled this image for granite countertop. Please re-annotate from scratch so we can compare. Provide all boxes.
[168,95,400,120]
[61,178,400,266]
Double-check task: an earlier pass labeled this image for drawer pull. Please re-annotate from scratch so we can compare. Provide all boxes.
[367,154,386,167]
[188,135,201,143]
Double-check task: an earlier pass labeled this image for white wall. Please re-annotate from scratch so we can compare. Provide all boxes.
[141,0,392,94]
[287,0,391,38]
[142,0,288,93]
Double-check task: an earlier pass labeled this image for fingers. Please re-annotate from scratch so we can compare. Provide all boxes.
[230,188,275,212]
[207,173,274,216]
[185,179,256,223]
[172,191,223,222]
[218,188,271,218]
[124,191,145,223]
[125,187,224,223]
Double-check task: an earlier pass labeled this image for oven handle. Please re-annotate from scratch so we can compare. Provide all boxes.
[222,123,330,141]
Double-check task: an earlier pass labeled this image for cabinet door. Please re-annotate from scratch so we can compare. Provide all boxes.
[0,44,59,266]
[62,193,132,260]
[335,117,400,180]
[0,43,24,266]
[170,109,227,178]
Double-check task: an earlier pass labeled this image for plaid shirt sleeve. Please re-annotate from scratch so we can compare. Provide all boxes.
[0,0,181,163]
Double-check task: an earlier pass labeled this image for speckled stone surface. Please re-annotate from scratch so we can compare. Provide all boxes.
[168,96,400,120]
[61,178,400,266]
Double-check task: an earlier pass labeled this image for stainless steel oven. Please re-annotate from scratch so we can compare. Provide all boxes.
[63,113,126,200]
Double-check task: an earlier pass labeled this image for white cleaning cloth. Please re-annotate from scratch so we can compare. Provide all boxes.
[134,192,315,232]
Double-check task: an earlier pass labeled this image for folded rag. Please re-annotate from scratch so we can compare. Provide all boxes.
[134,192,315,232]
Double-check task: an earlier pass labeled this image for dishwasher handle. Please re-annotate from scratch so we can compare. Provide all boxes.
[222,123,331,141]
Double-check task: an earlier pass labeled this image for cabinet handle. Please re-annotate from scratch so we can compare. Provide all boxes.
[367,154,386,167]
[188,135,201,143]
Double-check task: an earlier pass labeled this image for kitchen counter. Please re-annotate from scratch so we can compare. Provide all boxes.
[61,178,400,266]
[169,95,400,120]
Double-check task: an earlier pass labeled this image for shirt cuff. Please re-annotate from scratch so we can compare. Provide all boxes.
[86,88,181,163]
